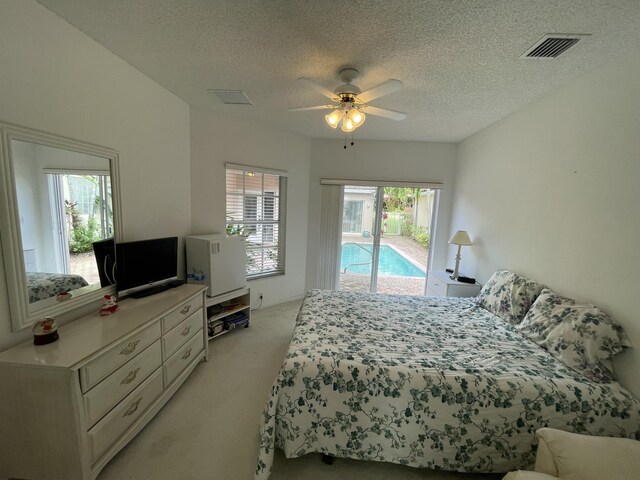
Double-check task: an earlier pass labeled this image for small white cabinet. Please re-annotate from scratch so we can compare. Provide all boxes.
[206,286,251,339]
[426,270,481,298]
[0,284,207,480]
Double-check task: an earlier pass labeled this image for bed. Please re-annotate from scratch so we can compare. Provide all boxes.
[256,287,640,479]
[26,271,89,303]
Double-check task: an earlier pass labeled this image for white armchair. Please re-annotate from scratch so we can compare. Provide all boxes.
[503,428,640,480]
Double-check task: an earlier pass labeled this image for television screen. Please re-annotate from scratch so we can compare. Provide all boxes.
[115,236,178,298]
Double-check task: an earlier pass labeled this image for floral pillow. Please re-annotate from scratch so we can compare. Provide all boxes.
[475,270,544,325]
[518,289,632,383]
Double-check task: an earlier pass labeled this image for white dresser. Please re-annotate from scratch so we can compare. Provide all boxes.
[426,270,482,298]
[0,284,207,480]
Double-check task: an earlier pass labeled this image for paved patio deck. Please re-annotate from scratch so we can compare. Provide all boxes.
[69,252,100,285]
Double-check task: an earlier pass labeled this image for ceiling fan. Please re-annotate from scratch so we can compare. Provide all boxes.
[289,68,407,133]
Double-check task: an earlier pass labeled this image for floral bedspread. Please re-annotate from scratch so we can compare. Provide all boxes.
[256,290,640,479]
[27,271,89,303]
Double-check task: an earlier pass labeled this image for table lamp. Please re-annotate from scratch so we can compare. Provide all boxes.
[448,230,473,280]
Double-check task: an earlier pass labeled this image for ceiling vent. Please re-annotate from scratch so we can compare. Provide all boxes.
[521,34,589,59]
[207,89,253,105]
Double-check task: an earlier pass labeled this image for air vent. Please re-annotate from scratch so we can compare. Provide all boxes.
[207,89,253,105]
[521,34,589,59]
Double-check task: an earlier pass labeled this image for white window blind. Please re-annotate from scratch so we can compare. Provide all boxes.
[225,165,287,278]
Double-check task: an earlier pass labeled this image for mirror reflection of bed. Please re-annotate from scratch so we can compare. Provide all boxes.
[12,139,113,303]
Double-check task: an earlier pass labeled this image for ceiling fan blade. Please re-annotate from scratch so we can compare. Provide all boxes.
[297,77,337,100]
[361,105,407,121]
[288,105,334,112]
[357,79,403,103]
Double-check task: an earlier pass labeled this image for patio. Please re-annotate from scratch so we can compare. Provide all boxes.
[69,252,100,285]
[339,234,429,296]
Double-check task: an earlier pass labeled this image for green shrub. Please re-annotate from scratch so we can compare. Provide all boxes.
[400,218,413,237]
[399,219,430,249]
[410,224,430,249]
[69,217,101,254]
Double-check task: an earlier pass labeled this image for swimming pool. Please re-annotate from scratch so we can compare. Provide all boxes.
[340,243,425,277]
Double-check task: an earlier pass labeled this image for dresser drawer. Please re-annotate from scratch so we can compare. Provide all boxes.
[80,323,161,393]
[88,367,163,462]
[162,309,203,360]
[426,274,447,297]
[84,341,162,427]
[163,331,204,387]
[162,296,203,333]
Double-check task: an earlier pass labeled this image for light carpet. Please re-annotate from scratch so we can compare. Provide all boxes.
[98,299,504,480]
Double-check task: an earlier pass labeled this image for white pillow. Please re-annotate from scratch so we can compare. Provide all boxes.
[502,471,558,480]
[535,428,640,480]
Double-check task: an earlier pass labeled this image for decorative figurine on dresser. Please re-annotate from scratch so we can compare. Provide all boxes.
[32,317,60,345]
[99,294,119,316]
[0,284,208,480]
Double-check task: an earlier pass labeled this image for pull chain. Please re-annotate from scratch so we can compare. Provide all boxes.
[343,133,356,149]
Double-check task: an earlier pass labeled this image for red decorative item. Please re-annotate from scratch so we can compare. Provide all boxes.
[33,317,59,345]
[56,291,72,302]
[99,294,119,316]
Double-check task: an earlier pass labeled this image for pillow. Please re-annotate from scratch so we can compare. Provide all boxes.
[535,427,640,480]
[501,471,558,480]
[518,289,631,382]
[476,270,545,325]
[516,288,570,343]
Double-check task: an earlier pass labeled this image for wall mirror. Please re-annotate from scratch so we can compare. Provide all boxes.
[0,122,122,332]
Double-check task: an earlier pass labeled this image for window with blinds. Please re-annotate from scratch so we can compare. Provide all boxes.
[225,165,287,278]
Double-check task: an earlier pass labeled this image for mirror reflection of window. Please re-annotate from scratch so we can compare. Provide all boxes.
[12,140,111,303]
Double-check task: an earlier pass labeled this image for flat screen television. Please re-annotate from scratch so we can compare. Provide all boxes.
[115,236,179,298]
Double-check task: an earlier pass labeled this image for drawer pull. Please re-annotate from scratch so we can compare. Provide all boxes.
[180,305,191,315]
[181,348,193,360]
[120,340,141,356]
[120,367,141,385]
[123,398,142,418]
[180,325,193,337]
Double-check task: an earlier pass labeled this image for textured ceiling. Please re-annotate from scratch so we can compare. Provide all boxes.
[37,0,640,142]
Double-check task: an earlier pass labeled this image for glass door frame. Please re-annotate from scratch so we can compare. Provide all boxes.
[338,184,440,296]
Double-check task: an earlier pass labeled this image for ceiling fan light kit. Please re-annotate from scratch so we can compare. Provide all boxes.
[325,103,366,132]
[290,67,406,141]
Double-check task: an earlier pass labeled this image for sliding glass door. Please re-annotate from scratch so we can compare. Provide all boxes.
[47,172,113,284]
[338,185,436,295]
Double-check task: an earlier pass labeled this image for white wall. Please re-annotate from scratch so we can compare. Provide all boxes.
[450,52,640,397]
[12,142,45,267]
[306,140,458,290]
[0,1,191,350]
[190,107,311,308]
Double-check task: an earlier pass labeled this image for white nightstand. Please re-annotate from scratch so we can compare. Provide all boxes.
[426,270,481,298]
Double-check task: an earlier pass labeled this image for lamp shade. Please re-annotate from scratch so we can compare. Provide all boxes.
[341,115,356,132]
[325,109,344,129]
[448,230,472,246]
[349,108,366,127]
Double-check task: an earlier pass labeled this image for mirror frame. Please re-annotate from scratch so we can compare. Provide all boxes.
[0,121,123,332]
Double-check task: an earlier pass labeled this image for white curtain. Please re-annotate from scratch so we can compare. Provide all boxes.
[316,184,344,290]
